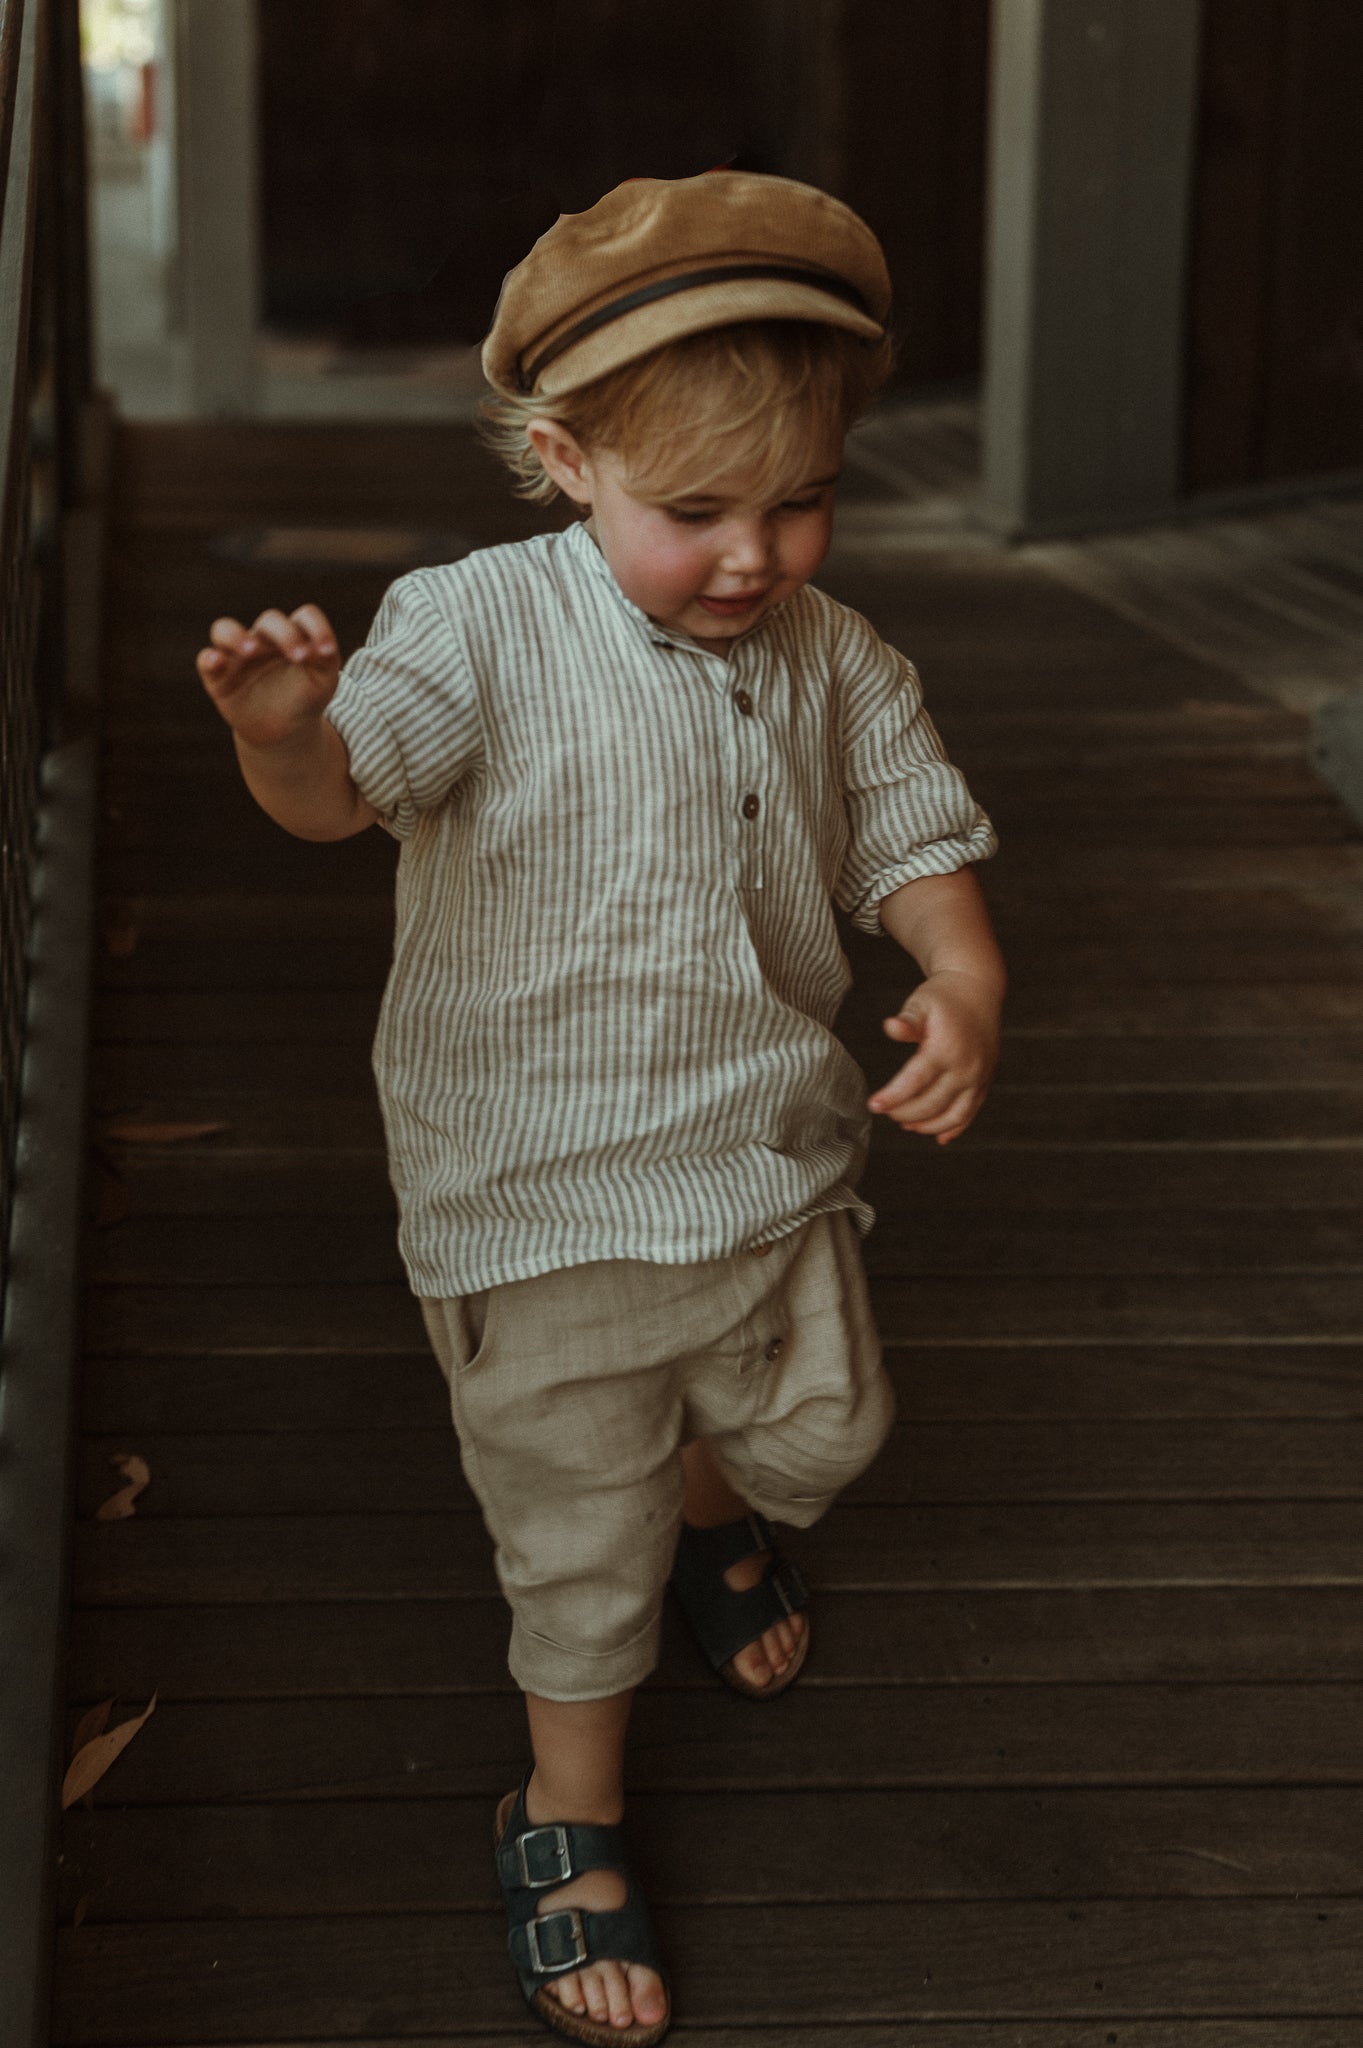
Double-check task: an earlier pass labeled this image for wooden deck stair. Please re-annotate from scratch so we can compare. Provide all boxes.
[52,420,1363,2045]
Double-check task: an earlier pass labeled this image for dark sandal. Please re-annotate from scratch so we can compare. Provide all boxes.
[493,1768,672,2047]
[669,1509,811,1700]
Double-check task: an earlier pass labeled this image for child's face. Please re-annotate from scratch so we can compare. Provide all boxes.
[530,422,843,652]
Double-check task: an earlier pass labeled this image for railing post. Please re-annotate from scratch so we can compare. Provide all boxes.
[0,2,110,2043]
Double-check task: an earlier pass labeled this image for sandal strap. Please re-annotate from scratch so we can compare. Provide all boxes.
[496,1771,669,1990]
[675,1508,775,1576]
[508,1894,668,1982]
[496,1813,633,1892]
[670,1514,810,1672]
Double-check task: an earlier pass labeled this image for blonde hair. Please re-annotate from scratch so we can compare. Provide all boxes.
[479,320,895,506]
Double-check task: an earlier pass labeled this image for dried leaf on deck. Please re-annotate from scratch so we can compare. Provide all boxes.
[71,1895,91,1929]
[102,1120,231,1145]
[95,1453,151,1521]
[70,1700,114,1757]
[61,1693,157,1810]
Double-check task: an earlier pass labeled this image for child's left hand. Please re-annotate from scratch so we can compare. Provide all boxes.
[868,969,1002,1145]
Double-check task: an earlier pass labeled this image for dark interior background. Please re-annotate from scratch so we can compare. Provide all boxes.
[256,0,1363,484]
[256,0,992,390]
[1186,0,1363,490]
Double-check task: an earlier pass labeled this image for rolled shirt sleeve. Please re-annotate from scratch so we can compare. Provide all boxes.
[833,606,997,934]
[325,570,482,839]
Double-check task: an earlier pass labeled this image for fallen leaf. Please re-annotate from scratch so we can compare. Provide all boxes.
[61,1694,157,1810]
[95,1453,151,1521]
[72,1895,91,1929]
[102,1120,231,1145]
[70,1700,114,1757]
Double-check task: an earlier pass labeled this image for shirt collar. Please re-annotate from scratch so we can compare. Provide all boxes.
[562,514,795,655]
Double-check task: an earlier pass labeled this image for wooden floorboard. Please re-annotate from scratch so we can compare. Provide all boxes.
[53,419,1363,2044]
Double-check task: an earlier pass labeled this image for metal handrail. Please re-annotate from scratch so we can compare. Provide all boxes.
[0,6,100,2045]
[0,0,90,1313]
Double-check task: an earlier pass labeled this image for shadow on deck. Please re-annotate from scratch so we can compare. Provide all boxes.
[52,418,1363,2046]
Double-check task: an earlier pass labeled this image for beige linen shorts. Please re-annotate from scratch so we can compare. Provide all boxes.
[419,1208,894,1702]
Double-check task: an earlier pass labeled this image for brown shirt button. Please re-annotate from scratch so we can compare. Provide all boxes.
[741,792,760,820]
[764,1337,785,1362]
[735,689,754,716]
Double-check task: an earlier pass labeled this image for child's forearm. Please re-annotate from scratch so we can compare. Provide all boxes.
[233,716,378,841]
[877,867,1006,994]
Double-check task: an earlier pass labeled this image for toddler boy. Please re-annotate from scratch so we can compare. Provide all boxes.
[197,172,1004,2046]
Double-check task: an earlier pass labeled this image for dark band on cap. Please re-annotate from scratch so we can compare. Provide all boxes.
[518,262,873,391]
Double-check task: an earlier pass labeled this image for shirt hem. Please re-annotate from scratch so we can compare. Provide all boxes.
[406,1188,875,1301]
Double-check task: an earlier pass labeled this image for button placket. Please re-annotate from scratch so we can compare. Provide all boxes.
[731,657,767,891]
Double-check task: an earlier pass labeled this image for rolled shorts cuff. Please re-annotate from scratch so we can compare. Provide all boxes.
[733,1479,843,1531]
[507,1608,664,1702]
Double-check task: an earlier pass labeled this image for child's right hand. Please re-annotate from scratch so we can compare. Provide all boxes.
[196,604,341,749]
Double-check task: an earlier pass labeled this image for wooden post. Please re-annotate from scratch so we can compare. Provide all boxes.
[978,0,1202,536]
[172,0,258,416]
[754,0,845,190]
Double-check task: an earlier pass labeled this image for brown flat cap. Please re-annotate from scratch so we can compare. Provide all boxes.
[482,170,891,399]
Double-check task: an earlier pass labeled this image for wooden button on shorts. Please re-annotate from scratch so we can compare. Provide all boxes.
[418,1209,894,1701]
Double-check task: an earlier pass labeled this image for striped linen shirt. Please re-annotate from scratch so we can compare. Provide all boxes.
[325,516,996,1296]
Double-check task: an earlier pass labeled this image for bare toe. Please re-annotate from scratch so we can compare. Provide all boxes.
[579,1963,612,2025]
[628,1963,669,2025]
[601,1959,636,2029]
[732,1641,774,1686]
[548,1969,586,2013]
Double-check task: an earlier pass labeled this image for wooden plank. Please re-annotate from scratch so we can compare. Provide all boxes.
[98,831,1363,899]
[47,1900,1363,2038]
[87,1145,1363,1223]
[90,1029,1363,1098]
[85,1085,1363,1157]
[90,925,1363,994]
[865,1272,1363,1341]
[56,1783,1363,1919]
[48,2030,1363,2048]
[69,1502,1363,1605]
[86,882,1363,945]
[867,1091,1363,1142]
[860,1213,1363,1276]
[76,1343,1363,1433]
[94,709,1319,770]
[865,1149,1363,1212]
[102,747,1341,813]
[106,694,1313,755]
[65,1583,1363,1696]
[82,1209,1363,1288]
[73,1418,1363,1518]
[78,1272,1363,1355]
[107,421,563,531]
[854,940,1363,990]
[49,1686,1363,1801]
[86,981,1363,1043]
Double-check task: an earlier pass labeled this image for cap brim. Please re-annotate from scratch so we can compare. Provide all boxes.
[485,278,885,398]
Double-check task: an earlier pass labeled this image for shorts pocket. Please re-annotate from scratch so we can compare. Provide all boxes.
[457,1287,497,1375]
[419,1287,499,1380]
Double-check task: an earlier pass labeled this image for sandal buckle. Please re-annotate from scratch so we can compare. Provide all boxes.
[525,1906,588,1975]
[517,1823,574,1889]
